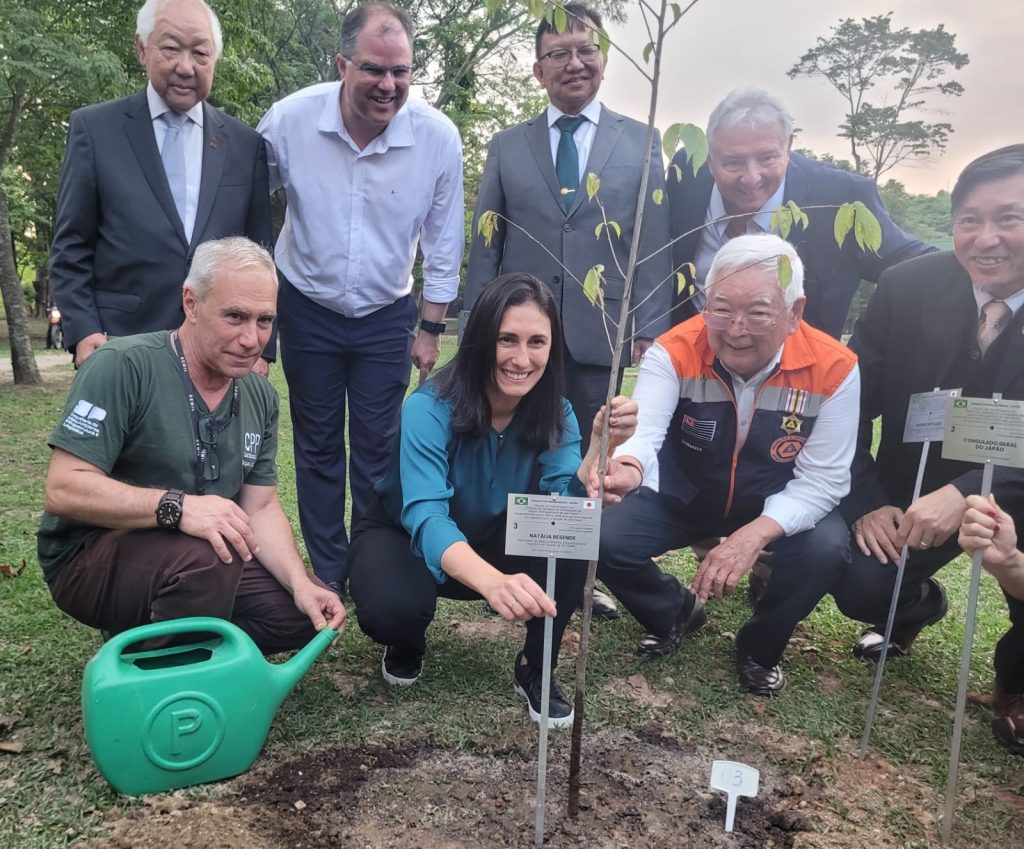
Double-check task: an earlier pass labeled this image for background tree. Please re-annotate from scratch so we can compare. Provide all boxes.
[1,1,128,384]
[788,12,968,183]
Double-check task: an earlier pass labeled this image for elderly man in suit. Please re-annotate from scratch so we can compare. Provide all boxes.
[666,89,933,338]
[465,2,672,451]
[49,0,273,373]
[833,147,1024,728]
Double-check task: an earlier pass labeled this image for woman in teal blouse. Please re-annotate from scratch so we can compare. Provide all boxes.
[348,273,635,728]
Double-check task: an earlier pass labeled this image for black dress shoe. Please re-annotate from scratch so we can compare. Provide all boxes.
[737,656,787,696]
[587,588,620,621]
[636,594,706,658]
[852,579,948,661]
[992,686,1024,756]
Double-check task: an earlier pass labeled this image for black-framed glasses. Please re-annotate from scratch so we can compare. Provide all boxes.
[538,43,602,66]
[351,61,412,80]
[702,310,783,335]
[197,413,221,482]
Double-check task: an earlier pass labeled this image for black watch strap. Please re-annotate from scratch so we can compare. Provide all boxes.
[155,488,185,529]
[419,318,446,335]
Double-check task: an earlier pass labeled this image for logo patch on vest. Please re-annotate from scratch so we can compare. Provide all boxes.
[681,414,716,441]
[770,435,806,462]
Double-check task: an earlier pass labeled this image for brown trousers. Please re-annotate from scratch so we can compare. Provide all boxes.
[48,527,318,654]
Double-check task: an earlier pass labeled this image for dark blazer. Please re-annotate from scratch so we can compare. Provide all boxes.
[841,251,1024,522]
[49,90,274,354]
[666,150,935,338]
[465,105,672,367]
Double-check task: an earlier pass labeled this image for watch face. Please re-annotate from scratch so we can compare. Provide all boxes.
[157,496,182,527]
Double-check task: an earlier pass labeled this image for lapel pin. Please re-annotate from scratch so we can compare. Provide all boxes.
[209,137,218,149]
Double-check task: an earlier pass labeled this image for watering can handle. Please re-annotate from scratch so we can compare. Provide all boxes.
[103,616,244,657]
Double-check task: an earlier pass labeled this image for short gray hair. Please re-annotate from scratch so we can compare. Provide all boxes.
[707,89,794,149]
[184,237,276,301]
[706,233,804,309]
[136,0,224,59]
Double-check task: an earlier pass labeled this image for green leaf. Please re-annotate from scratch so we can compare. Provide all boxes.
[671,2,682,21]
[595,222,605,239]
[609,221,622,239]
[485,0,501,16]
[770,206,792,239]
[662,122,682,161]
[789,200,809,231]
[777,255,793,290]
[477,210,499,247]
[679,123,709,174]
[652,188,664,206]
[529,0,547,20]
[598,28,610,55]
[852,201,883,254]
[833,203,856,249]
[583,265,605,308]
[643,41,654,64]
[586,171,600,200]
[553,4,566,32]
[671,163,683,182]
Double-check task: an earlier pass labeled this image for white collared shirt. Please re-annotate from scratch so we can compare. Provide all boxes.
[972,286,1024,319]
[147,83,204,243]
[545,97,602,181]
[257,82,464,318]
[691,178,788,310]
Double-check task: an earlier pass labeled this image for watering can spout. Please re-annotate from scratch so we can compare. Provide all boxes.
[268,626,338,707]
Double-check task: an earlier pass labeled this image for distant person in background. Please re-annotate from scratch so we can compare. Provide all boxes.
[348,274,636,728]
[49,0,273,372]
[959,493,1024,755]
[667,88,934,337]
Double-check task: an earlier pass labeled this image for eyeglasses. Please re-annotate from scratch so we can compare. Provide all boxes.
[703,310,782,335]
[351,61,412,80]
[197,413,221,482]
[538,43,602,66]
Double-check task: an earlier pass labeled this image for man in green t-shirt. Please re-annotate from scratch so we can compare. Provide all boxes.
[38,237,345,652]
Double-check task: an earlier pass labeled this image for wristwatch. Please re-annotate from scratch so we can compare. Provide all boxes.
[155,489,185,529]
[419,318,447,335]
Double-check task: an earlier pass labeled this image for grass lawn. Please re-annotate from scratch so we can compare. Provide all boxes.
[1,326,1022,847]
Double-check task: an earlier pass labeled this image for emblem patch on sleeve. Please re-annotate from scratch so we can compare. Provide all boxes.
[62,400,107,437]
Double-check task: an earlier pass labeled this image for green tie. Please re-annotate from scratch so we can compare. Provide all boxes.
[555,115,587,212]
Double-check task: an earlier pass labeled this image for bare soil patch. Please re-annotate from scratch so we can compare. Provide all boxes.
[78,722,1004,849]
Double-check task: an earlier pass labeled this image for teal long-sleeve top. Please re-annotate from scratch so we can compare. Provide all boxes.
[375,384,587,583]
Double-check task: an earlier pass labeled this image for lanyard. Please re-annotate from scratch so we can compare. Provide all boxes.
[170,331,239,494]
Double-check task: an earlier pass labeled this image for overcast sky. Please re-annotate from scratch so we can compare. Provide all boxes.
[591,0,1021,194]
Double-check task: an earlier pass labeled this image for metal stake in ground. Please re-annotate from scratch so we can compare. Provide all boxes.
[941,459,992,845]
[534,555,556,847]
[936,393,1024,845]
[860,388,949,757]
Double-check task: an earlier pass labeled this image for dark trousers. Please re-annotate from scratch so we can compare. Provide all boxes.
[47,528,318,654]
[597,488,850,668]
[278,280,417,585]
[832,539,959,629]
[565,354,622,455]
[834,539,1024,692]
[348,499,587,670]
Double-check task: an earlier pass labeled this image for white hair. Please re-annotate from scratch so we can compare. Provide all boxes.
[707,89,794,148]
[705,233,805,309]
[136,0,224,58]
[184,237,276,300]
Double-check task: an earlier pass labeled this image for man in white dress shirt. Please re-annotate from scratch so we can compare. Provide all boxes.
[257,2,464,594]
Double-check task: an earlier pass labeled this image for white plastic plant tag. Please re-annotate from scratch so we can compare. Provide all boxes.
[710,760,760,832]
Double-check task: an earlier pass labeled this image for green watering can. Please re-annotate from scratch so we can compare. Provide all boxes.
[81,617,336,795]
